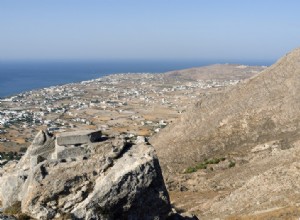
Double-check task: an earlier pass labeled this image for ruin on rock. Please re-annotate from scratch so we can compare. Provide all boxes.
[0,129,172,220]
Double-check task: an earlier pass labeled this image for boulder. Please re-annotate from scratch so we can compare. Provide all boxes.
[0,130,172,219]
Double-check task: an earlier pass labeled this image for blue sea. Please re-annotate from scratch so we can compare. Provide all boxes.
[0,60,273,98]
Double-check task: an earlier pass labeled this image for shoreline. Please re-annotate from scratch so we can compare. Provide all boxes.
[0,60,271,98]
[0,72,159,99]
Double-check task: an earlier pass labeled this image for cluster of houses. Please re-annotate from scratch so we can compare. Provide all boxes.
[0,72,241,148]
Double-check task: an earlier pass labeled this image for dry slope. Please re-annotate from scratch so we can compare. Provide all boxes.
[165,64,264,81]
[151,48,300,218]
[152,48,300,174]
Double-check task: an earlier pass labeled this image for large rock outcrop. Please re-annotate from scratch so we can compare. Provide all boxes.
[0,130,172,219]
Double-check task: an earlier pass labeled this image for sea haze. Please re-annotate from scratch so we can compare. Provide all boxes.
[0,60,273,98]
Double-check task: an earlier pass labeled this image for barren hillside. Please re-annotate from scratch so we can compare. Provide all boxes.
[151,48,300,219]
[152,48,300,173]
[165,64,264,81]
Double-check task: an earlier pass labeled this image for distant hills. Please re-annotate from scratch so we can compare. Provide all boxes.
[165,63,265,81]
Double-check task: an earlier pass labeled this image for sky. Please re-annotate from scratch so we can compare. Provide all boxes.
[0,0,300,62]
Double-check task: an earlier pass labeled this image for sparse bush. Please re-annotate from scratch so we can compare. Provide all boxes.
[18,214,31,220]
[3,203,30,219]
[7,152,14,160]
[184,156,227,174]
[0,151,20,161]
[184,167,197,173]
[195,163,207,170]
[206,158,221,164]
[4,201,22,215]
[229,161,236,168]
[19,147,27,153]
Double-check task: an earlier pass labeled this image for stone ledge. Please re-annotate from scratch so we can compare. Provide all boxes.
[56,130,102,146]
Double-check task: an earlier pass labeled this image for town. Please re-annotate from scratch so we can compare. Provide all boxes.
[0,68,257,165]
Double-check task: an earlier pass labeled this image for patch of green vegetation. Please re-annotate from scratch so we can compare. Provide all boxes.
[184,157,226,173]
[195,163,207,170]
[18,214,31,220]
[4,201,22,215]
[20,147,27,153]
[229,161,236,168]
[3,201,31,219]
[184,167,198,173]
[0,151,22,166]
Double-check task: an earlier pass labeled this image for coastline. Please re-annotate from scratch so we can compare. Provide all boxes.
[0,60,273,98]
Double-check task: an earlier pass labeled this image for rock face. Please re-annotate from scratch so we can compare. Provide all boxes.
[0,130,171,219]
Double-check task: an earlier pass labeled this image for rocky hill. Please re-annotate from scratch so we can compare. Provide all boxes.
[151,48,300,218]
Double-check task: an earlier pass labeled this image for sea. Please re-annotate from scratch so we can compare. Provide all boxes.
[0,60,273,98]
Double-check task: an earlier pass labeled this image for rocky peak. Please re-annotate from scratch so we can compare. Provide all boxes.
[0,129,173,219]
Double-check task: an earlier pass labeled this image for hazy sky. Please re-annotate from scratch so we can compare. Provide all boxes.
[1,0,299,61]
